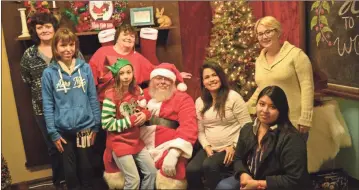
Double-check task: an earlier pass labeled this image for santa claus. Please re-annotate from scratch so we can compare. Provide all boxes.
[141,63,198,189]
[102,63,198,189]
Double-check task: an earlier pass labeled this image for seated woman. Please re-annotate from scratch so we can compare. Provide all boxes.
[186,62,252,190]
[216,86,311,190]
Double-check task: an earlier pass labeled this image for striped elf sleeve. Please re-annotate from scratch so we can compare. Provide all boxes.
[101,98,133,132]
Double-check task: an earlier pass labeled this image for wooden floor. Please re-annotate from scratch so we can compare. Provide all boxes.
[10,174,359,190]
[11,177,109,190]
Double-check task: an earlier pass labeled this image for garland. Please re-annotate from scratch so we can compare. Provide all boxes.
[24,1,50,23]
[63,1,128,33]
[310,0,335,47]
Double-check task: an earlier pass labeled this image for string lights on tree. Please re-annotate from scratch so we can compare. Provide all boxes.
[206,0,260,100]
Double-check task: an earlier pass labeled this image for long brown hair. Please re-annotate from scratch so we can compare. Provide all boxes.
[51,28,79,61]
[199,62,230,120]
[113,64,138,99]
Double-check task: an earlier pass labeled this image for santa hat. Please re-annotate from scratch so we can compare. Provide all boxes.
[140,28,158,40]
[150,63,187,91]
[98,28,116,43]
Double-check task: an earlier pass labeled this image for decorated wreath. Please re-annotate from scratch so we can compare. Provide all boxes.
[63,1,128,33]
[24,1,51,23]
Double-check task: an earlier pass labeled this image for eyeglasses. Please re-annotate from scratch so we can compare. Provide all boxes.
[256,29,276,39]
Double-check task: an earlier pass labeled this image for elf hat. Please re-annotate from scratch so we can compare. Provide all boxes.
[150,63,187,91]
[98,28,116,43]
[106,58,132,77]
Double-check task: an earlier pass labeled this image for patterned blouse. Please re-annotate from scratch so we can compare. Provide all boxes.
[20,45,83,115]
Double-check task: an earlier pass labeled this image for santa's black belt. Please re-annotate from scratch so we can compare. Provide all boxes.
[144,116,179,129]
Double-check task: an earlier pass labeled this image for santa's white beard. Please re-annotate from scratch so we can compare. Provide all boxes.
[149,82,176,102]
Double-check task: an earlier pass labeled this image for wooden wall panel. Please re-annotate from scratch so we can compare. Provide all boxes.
[1,1,50,168]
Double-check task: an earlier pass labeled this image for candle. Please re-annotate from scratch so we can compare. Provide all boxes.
[52,1,56,8]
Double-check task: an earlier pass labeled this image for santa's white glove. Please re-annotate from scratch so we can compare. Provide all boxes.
[162,149,181,177]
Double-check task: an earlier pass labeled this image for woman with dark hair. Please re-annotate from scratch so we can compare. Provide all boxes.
[216,86,310,190]
[19,12,63,188]
[186,62,252,190]
[90,24,191,106]
[89,24,154,104]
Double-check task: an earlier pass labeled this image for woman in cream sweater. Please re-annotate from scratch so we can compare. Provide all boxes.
[186,62,252,190]
[247,16,314,135]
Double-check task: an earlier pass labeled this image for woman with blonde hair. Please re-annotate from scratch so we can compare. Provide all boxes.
[247,16,314,137]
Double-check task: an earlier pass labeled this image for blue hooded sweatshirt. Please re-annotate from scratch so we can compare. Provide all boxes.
[42,58,101,141]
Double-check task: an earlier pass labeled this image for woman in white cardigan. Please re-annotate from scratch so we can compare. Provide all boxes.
[247,16,314,136]
[186,62,252,190]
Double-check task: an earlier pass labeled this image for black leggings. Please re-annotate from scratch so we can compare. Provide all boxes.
[186,149,232,190]
[61,132,94,190]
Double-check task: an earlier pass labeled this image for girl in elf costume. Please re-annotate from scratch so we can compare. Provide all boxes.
[102,58,157,190]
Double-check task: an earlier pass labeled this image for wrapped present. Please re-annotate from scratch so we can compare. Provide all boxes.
[311,169,348,190]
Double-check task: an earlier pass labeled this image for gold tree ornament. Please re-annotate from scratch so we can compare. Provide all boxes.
[206,0,260,101]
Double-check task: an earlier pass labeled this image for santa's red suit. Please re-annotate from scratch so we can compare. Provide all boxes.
[141,88,197,188]
[102,63,197,189]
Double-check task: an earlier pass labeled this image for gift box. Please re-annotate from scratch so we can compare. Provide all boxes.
[311,169,348,190]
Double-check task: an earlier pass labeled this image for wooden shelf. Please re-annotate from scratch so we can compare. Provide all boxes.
[16,26,176,41]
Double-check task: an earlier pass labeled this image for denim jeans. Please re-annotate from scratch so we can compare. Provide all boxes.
[35,115,64,186]
[216,176,240,190]
[112,148,157,189]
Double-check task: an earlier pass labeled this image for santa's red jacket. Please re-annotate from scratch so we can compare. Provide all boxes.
[140,89,198,180]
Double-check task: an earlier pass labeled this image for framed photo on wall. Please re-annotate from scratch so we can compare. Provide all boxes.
[130,6,155,26]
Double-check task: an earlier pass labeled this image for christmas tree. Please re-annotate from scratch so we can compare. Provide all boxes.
[206,0,260,101]
[1,154,12,190]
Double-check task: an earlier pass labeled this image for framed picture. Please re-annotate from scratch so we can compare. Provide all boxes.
[130,6,154,26]
[89,1,114,21]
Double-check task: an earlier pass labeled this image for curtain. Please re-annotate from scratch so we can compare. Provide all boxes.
[178,1,304,99]
[178,1,212,99]
[249,1,305,49]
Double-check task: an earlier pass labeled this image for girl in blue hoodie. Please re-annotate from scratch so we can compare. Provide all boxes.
[42,28,101,190]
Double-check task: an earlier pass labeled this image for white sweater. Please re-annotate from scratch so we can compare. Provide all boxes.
[195,90,252,151]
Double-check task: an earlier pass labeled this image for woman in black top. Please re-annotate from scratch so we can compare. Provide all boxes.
[20,13,84,189]
[216,86,311,190]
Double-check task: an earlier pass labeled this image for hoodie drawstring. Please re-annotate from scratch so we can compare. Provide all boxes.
[78,68,86,93]
[58,69,68,94]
